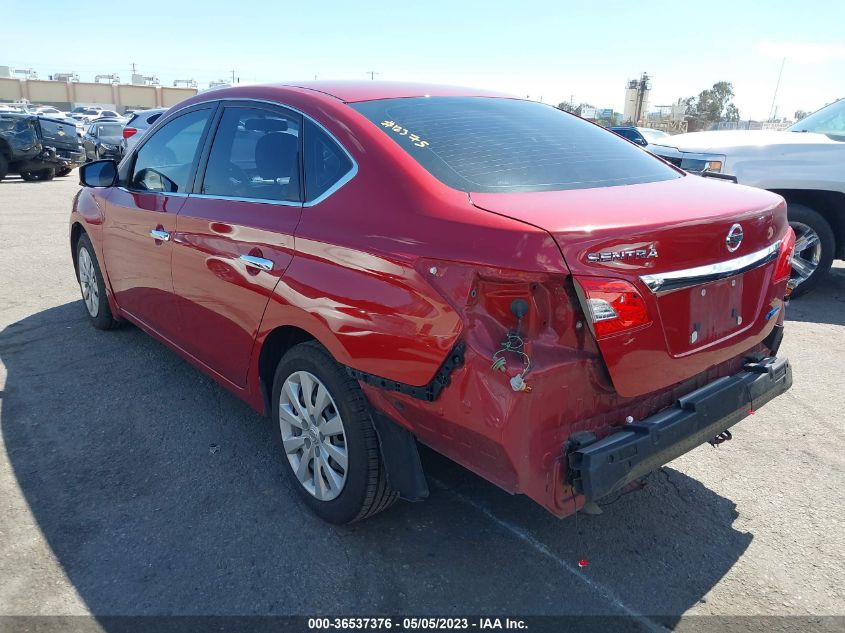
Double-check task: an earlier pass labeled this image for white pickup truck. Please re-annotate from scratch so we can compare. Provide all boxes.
[648,98,845,294]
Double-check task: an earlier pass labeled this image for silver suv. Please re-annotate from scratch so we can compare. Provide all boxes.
[120,107,168,156]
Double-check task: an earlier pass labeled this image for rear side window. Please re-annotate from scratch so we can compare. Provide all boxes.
[130,108,211,193]
[200,106,301,203]
[145,112,163,126]
[304,119,354,202]
[352,97,680,193]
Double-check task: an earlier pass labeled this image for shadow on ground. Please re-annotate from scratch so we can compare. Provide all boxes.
[1,302,753,622]
[786,264,845,327]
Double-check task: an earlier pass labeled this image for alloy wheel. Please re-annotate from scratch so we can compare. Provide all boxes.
[78,246,100,318]
[789,221,822,287]
[279,370,348,501]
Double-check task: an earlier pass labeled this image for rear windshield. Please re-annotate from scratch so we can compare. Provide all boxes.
[352,97,680,193]
[96,124,123,137]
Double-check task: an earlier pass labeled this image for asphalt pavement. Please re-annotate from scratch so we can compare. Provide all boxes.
[0,175,842,628]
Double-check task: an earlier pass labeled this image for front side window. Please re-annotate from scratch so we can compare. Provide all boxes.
[304,119,354,202]
[352,97,681,193]
[200,106,301,202]
[130,108,211,193]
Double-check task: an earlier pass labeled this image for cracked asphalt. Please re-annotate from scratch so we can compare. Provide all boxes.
[0,175,843,627]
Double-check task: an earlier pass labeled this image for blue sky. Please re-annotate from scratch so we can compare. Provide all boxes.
[3,0,844,120]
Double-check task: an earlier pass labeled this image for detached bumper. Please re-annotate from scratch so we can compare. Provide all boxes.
[569,356,792,501]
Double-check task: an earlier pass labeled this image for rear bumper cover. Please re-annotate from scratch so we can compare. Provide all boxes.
[569,356,792,501]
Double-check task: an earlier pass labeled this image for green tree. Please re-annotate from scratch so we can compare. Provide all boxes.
[685,81,741,124]
[794,109,810,121]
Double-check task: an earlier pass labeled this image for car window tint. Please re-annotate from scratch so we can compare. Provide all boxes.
[130,108,211,193]
[352,97,680,193]
[200,106,301,202]
[304,119,353,202]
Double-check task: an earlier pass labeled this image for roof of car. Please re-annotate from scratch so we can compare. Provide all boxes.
[271,81,512,103]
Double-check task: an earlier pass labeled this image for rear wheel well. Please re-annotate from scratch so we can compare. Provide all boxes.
[258,325,315,411]
[70,222,86,278]
[771,189,845,258]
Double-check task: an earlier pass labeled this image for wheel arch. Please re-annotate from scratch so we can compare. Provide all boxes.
[771,189,845,259]
[256,325,316,414]
[254,322,429,502]
[70,221,86,279]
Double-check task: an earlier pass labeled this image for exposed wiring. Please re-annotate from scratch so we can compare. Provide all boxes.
[491,331,532,391]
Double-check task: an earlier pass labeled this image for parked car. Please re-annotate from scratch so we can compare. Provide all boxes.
[33,105,67,117]
[69,107,103,124]
[0,112,84,180]
[69,107,122,124]
[120,107,167,155]
[648,98,845,294]
[638,127,671,144]
[82,120,124,161]
[610,126,672,148]
[610,126,648,146]
[71,82,794,524]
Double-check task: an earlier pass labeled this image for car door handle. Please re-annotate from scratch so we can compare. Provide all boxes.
[150,229,170,242]
[239,254,274,272]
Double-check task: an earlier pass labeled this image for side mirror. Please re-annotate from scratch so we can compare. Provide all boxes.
[79,159,117,187]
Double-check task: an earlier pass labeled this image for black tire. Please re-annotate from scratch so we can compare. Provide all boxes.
[76,233,120,330]
[787,203,835,297]
[272,341,398,524]
[56,167,72,177]
[20,168,55,182]
[0,153,8,181]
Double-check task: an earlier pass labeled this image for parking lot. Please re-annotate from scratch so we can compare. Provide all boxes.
[0,175,843,626]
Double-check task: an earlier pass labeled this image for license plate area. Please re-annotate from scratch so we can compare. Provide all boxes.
[657,270,761,355]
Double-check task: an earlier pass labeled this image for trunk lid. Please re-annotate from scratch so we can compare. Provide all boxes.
[36,116,82,154]
[470,176,788,397]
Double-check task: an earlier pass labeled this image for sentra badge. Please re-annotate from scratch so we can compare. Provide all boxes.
[587,246,658,263]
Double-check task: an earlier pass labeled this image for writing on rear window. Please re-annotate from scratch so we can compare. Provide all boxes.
[380,120,429,148]
[355,97,681,193]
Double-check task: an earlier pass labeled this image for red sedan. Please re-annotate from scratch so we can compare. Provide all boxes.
[71,81,794,523]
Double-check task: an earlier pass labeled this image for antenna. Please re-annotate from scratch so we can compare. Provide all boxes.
[768,58,785,121]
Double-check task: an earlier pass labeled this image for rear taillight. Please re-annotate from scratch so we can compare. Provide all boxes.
[416,259,575,341]
[575,277,652,338]
[773,227,796,283]
[122,127,137,139]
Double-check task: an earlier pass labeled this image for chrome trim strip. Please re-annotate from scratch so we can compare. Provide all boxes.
[189,193,300,207]
[640,241,781,294]
[207,97,359,207]
[117,186,191,198]
[303,162,358,207]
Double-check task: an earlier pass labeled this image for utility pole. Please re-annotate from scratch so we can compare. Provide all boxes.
[366,71,379,80]
[131,62,137,74]
[635,72,650,124]
[231,70,237,84]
